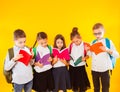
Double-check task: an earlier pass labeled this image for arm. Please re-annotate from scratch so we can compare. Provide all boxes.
[61,59,69,66]
[106,40,119,58]
[4,52,23,71]
[52,56,58,65]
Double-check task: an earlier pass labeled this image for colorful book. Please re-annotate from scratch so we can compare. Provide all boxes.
[74,56,82,66]
[52,48,70,61]
[35,52,51,65]
[90,42,104,55]
[18,50,32,66]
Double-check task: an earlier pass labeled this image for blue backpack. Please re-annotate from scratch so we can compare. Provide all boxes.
[92,38,116,69]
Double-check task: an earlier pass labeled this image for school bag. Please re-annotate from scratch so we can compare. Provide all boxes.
[69,42,88,66]
[92,38,116,69]
[3,48,14,84]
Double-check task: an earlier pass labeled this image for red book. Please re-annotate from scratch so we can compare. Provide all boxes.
[52,48,70,61]
[18,50,32,66]
[90,42,104,55]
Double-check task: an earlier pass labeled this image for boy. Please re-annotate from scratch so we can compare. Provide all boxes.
[4,29,33,92]
[88,23,119,92]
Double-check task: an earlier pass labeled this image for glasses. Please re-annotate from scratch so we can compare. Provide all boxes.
[93,32,102,36]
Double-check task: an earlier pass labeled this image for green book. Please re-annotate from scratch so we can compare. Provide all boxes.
[74,56,82,66]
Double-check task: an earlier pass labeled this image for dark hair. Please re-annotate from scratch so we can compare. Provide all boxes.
[70,27,81,40]
[33,32,47,47]
[14,29,26,39]
[92,23,104,30]
[53,34,66,50]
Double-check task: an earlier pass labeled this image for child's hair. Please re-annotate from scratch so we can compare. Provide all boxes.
[92,23,104,30]
[70,27,81,40]
[33,32,47,47]
[14,29,26,39]
[53,34,66,50]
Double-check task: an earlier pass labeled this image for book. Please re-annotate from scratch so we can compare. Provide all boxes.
[18,50,32,66]
[52,48,70,61]
[74,56,82,66]
[35,52,51,65]
[90,42,104,55]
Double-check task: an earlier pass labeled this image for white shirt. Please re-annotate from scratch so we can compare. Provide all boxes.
[88,38,119,72]
[69,42,86,67]
[4,46,33,84]
[34,45,52,73]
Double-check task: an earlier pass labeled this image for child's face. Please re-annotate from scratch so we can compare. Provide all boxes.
[72,36,82,46]
[14,37,26,48]
[56,39,63,50]
[93,28,104,40]
[38,38,48,47]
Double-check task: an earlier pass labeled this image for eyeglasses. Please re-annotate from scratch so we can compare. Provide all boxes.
[93,32,102,36]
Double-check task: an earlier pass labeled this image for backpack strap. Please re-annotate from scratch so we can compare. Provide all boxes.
[92,39,97,44]
[8,48,14,60]
[33,47,37,58]
[47,45,52,55]
[83,42,87,56]
[69,43,73,54]
[83,42,88,67]
[105,38,110,49]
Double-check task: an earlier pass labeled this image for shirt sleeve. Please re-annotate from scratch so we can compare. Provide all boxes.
[4,52,16,71]
[108,40,119,58]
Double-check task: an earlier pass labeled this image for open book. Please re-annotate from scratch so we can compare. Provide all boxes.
[90,42,105,55]
[18,50,32,66]
[52,48,70,61]
[35,52,51,65]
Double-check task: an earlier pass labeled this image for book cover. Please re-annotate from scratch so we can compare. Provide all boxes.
[74,56,82,66]
[52,48,70,61]
[18,50,32,66]
[90,42,105,55]
[35,52,51,65]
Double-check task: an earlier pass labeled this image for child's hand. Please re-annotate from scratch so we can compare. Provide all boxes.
[52,56,58,65]
[84,45,90,51]
[54,56,58,62]
[82,57,86,61]
[34,61,43,68]
[12,54,23,61]
[82,55,89,61]
[99,46,106,52]
[48,57,53,62]
[61,59,69,66]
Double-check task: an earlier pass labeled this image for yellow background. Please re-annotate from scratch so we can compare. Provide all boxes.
[0,0,120,91]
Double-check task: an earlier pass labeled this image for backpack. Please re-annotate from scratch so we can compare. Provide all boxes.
[69,42,88,66]
[92,38,116,69]
[33,45,52,58]
[3,48,14,84]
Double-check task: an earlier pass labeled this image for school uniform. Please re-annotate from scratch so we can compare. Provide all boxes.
[4,46,33,92]
[88,38,119,92]
[69,42,90,92]
[32,45,54,92]
[52,48,71,92]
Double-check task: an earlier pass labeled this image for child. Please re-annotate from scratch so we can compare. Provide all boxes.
[69,27,90,92]
[52,34,71,92]
[88,23,119,92]
[4,29,33,92]
[32,32,54,92]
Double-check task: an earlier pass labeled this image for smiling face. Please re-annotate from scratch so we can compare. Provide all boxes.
[72,35,82,46]
[93,27,104,40]
[14,37,26,48]
[37,38,48,47]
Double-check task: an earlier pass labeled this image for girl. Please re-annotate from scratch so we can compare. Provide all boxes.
[69,27,90,92]
[32,32,54,92]
[52,34,71,92]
